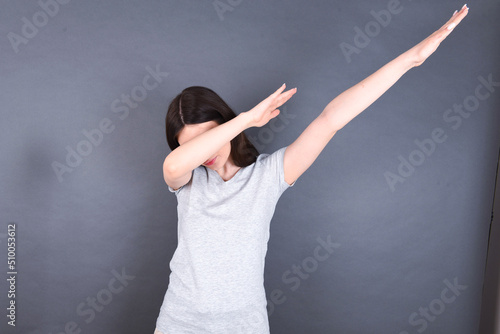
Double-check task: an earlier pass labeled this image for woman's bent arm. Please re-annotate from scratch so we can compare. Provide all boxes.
[163,112,252,181]
[163,84,296,187]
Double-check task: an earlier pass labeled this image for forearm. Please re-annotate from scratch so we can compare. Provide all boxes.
[164,112,253,178]
[323,51,416,130]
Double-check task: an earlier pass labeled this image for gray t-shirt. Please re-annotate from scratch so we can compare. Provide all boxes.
[156,146,296,334]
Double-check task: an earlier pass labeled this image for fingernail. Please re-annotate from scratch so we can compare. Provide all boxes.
[462,4,467,9]
[447,22,456,30]
[453,10,458,15]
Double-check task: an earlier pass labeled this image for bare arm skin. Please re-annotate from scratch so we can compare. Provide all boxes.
[163,112,251,189]
[283,5,469,185]
[163,5,468,190]
[163,84,296,189]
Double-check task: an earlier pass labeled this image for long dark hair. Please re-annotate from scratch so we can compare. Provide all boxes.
[165,86,259,167]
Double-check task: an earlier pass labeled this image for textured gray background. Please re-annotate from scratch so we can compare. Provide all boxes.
[1,0,499,333]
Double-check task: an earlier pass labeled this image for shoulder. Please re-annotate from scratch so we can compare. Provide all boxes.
[255,146,287,166]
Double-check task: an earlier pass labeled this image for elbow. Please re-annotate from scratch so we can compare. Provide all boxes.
[330,120,345,133]
[322,109,345,132]
[163,157,179,180]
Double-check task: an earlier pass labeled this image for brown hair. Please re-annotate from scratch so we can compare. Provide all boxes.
[165,86,259,167]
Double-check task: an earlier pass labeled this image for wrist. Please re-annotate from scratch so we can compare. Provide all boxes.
[396,50,418,72]
[237,111,254,129]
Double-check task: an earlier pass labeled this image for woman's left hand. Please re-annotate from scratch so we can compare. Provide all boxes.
[409,4,469,67]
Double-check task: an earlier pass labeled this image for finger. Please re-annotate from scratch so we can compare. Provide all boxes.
[431,5,468,43]
[438,7,465,32]
[272,83,287,97]
[282,87,297,98]
[277,87,297,105]
[270,109,280,119]
[442,4,469,31]
[453,4,468,17]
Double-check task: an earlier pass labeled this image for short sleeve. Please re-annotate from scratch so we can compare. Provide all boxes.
[168,184,183,194]
[269,146,296,198]
[166,169,194,196]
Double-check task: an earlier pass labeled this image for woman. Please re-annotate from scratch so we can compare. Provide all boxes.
[155,5,469,333]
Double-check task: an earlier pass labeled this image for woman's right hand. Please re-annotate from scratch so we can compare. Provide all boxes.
[245,84,297,128]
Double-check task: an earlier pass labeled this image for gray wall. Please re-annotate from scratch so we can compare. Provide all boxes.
[1,0,499,333]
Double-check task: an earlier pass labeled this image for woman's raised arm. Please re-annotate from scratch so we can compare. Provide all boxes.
[282,4,469,186]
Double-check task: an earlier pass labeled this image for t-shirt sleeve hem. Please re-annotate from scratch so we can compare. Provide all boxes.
[167,169,196,195]
[167,184,183,194]
[277,146,296,196]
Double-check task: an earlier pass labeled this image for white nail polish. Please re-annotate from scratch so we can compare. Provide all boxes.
[453,10,458,15]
